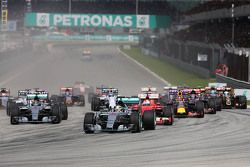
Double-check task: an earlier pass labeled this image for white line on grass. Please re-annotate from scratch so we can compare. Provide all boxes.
[118,48,171,86]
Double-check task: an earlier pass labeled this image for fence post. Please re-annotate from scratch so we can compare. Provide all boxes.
[248,57,250,82]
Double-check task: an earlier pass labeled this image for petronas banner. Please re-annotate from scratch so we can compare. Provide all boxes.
[24,13,171,29]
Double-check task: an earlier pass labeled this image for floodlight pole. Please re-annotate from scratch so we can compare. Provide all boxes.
[231,3,235,46]
[136,0,139,15]
[69,0,71,14]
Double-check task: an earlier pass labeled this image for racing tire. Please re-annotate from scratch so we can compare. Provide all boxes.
[130,112,142,133]
[84,112,95,134]
[196,101,205,118]
[208,98,216,114]
[79,95,85,106]
[91,96,98,111]
[216,97,222,111]
[60,103,68,120]
[10,103,19,125]
[88,92,94,103]
[164,105,174,125]
[51,105,62,124]
[50,95,59,103]
[6,100,14,116]
[93,97,100,111]
[143,110,156,130]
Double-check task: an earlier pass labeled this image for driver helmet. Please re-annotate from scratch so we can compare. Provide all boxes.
[142,99,150,106]
[33,95,39,105]
[115,105,123,112]
[190,90,196,99]
[224,91,229,97]
[65,88,70,96]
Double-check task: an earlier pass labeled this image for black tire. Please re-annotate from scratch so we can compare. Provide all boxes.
[6,100,14,116]
[163,105,173,117]
[10,103,19,125]
[88,92,94,103]
[216,97,222,111]
[91,96,97,111]
[93,97,100,111]
[208,98,216,114]
[163,105,174,125]
[51,105,62,124]
[50,95,59,102]
[130,112,141,133]
[143,110,156,130]
[79,95,85,106]
[60,104,68,120]
[84,112,95,134]
[196,101,205,118]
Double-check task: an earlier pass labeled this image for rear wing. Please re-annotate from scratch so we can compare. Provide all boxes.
[18,90,29,97]
[96,87,118,95]
[169,89,178,95]
[60,87,73,95]
[26,91,48,100]
[163,86,177,90]
[138,93,159,99]
[141,87,157,93]
[117,97,140,104]
[0,88,10,97]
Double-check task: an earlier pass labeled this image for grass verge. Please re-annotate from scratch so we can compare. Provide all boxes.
[121,47,214,87]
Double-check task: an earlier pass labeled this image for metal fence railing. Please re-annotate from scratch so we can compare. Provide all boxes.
[216,73,250,89]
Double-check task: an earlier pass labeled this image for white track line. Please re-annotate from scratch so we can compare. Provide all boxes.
[118,48,171,86]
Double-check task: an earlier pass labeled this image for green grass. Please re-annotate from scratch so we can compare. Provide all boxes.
[121,47,214,87]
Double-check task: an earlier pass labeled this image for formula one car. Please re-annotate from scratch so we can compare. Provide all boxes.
[83,104,142,133]
[196,88,217,114]
[186,89,205,117]
[217,87,247,109]
[82,48,92,60]
[6,89,30,116]
[138,92,174,126]
[234,95,247,109]
[216,87,234,109]
[91,87,118,111]
[51,87,85,106]
[9,90,68,124]
[132,87,174,128]
[166,88,204,118]
[0,88,10,107]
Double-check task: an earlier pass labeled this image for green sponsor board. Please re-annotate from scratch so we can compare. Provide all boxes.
[32,35,139,42]
[25,13,171,29]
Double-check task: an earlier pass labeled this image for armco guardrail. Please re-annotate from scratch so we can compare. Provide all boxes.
[32,35,139,42]
[216,73,250,89]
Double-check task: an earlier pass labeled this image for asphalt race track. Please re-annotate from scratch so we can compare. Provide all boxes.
[0,42,250,167]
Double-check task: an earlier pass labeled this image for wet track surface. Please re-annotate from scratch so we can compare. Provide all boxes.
[0,43,250,167]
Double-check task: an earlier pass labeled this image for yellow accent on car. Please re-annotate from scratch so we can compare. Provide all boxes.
[177,107,186,114]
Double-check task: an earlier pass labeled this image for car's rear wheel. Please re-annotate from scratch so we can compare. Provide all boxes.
[196,100,205,118]
[60,104,68,120]
[130,112,141,133]
[164,105,174,125]
[143,110,156,130]
[10,103,19,125]
[51,105,62,124]
[84,112,95,134]
[216,97,222,111]
[208,98,216,114]
[93,97,100,111]
[88,92,94,103]
[79,95,85,106]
